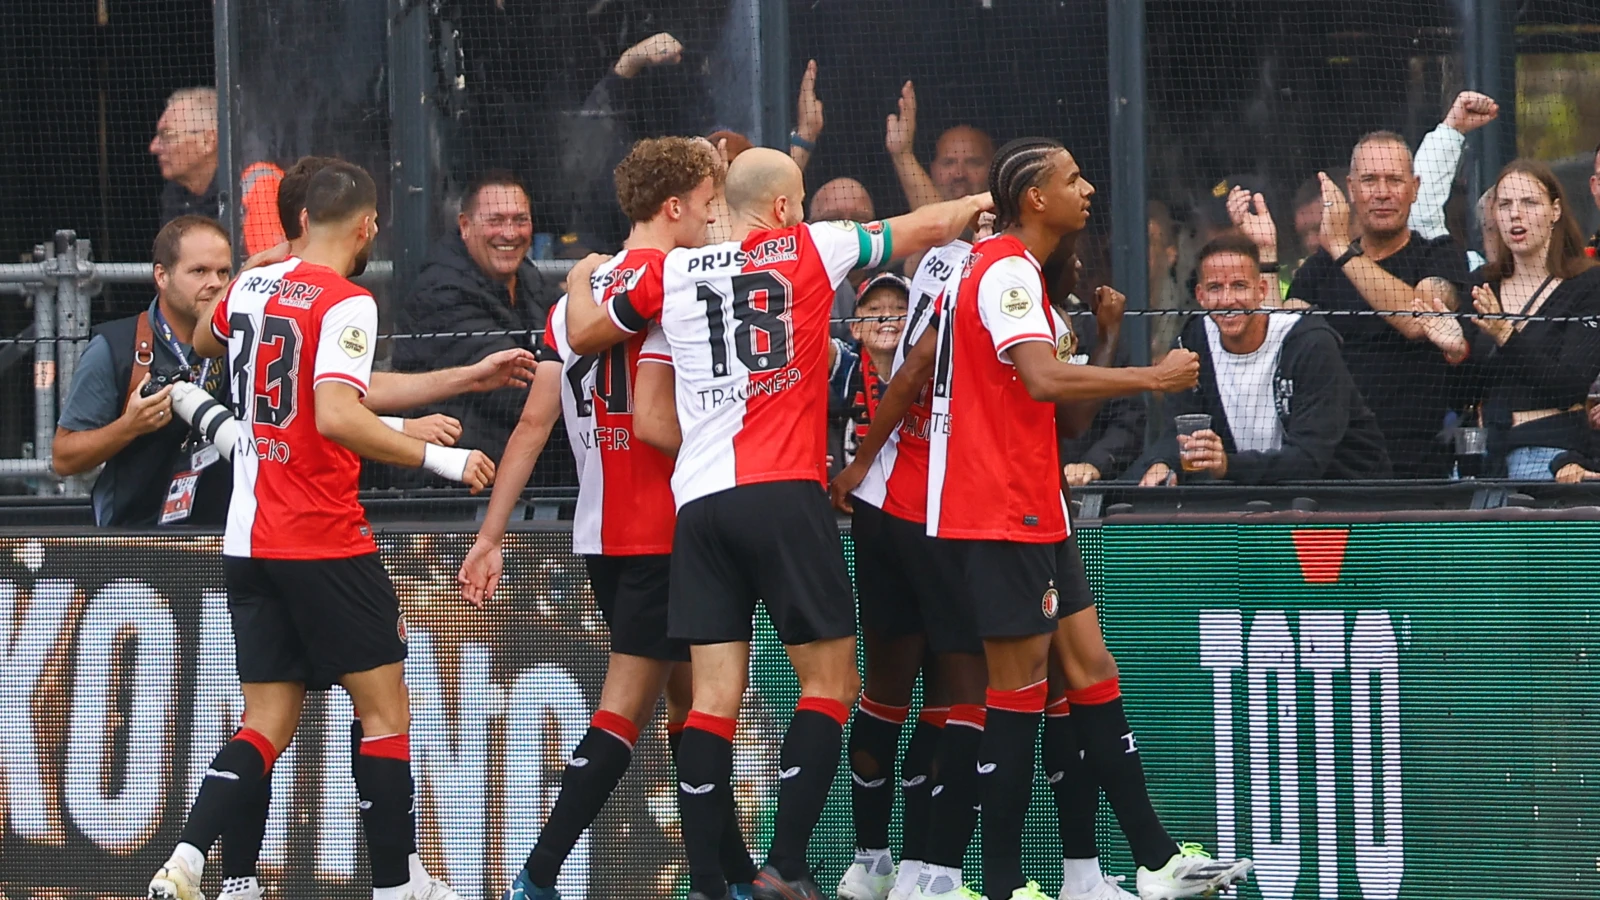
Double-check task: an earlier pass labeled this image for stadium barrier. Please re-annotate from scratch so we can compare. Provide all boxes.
[0,514,1594,900]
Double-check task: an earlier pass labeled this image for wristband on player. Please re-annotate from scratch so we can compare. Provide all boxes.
[421,443,472,482]
[379,416,405,432]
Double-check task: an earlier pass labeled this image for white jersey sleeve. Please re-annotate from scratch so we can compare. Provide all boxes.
[313,294,378,394]
[639,321,672,366]
[975,255,1053,364]
[805,221,893,289]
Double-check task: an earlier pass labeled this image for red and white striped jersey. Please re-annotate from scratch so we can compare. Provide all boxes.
[541,249,677,555]
[210,258,378,559]
[927,234,1070,542]
[852,240,970,521]
[615,221,890,508]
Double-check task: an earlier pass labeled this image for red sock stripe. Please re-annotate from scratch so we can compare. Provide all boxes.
[235,728,278,774]
[859,696,911,724]
[947,704,987,729]
[360,733,411,761]
[1064,677,1121,707]
[667,721,686,736]
[1045,695,1072,717]
[986,680,1048,714]
[685,710,737,742]
[591,710,640,748]
[918,706,950,727]
[796,696,852,727]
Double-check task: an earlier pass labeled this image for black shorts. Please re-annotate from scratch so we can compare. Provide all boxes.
[669,480,855,646]
[960,533,1096,640]
[852,502,983,656]
[225,553,408,690]
[585,554,690,662]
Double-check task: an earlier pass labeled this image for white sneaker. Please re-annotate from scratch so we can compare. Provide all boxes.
[1061,875,1137,900]
[839,862,897,900]
[1135,844,1253,899]
[405,878,464,900]
[149,856,205,900]
[888,860,922,900]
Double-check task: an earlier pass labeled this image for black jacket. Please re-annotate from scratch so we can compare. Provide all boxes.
[391,232,570,483]
[1131,313,1392,484]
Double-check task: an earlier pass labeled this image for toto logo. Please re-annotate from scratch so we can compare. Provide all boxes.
[1199,609,1404,900]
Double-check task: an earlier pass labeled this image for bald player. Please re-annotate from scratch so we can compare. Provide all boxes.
[565,147,991,900]
[885,81,995,210]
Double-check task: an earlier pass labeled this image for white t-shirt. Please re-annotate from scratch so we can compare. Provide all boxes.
[1203,313,1299,453]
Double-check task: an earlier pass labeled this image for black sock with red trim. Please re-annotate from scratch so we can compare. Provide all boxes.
[978,682,1047,900]
[766,696,851,881]
[524,710,639,887]
[1068,678,1177,871]
[354,733,416,890]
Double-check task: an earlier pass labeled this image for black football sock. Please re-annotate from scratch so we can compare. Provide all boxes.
[221,765,273,880]
[678,713,737,898]
[978,683,1046,900]
[179,728,276,862]
[671,721,759,884]
[1044,696,1099,861]
[765,697,850,881]
[920,704,985,869]
[898,707,945,862]
[849,696,909,859]
[354,733,416,890]
[524,711,638,887]
[1068,678,1178,871]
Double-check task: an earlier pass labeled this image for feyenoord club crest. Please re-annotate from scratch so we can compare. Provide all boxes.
[396,612,409,644]
[1041,581,1060,618]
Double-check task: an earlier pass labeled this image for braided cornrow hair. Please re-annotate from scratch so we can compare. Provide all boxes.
[989,137,1065,230]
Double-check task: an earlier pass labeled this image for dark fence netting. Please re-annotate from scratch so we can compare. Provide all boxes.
[3,0,1600,508]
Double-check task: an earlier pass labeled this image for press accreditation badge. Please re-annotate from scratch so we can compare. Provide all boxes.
[160,471,200,525]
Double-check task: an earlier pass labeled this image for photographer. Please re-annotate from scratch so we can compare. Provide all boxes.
[53,216,236,526]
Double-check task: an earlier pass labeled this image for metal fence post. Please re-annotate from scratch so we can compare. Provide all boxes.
[756,0,789,149]
[53,231,86,406]
[32,243,57,490]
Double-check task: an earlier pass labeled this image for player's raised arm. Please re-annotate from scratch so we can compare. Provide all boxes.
[880,191,993,263]
[363,348,537,414]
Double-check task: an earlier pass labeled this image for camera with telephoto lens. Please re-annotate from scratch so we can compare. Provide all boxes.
[139,366,192,398]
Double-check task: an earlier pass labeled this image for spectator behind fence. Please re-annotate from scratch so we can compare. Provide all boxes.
[150,87,285,255]
[1039,239,1148,485]
[565,33,825,253]
[1415,160,1600,480]
[53,217,234,526]
[1288,130,1469,478]
[810,177,878,339]
[393,170,566,477]
[1133,233,1390,485]
[884,81,994,211]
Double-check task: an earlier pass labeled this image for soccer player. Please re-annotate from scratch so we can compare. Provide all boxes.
[149,161,495,900]
[564,146,989,900]
[922,137,1246,900]
[458,136,760,900]
[193,155,536,900]
[831,240,988,900]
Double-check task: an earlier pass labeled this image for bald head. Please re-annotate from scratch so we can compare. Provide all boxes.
[724,147,805,225]
[810,178,875,223]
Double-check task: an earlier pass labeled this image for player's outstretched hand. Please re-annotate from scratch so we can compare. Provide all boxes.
[829,462,866,514]
[1147,348,1200,393]
[465,348,537,392]
[404,414,461,446]
[458,537,503,608]
[885,81,917,157]
[1091,285,1126,333]
[463,450,495,494]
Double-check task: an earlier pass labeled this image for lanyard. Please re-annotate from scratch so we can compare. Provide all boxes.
[150,300,213,387]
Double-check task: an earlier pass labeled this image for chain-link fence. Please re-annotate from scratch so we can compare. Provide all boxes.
[5,0,1600,502]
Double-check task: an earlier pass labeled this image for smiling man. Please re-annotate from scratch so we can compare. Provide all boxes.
[394,170,565,475]
[1135,232,1390,486]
